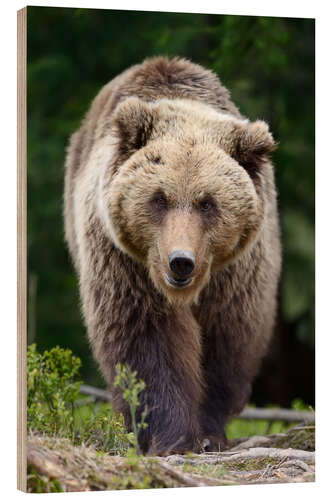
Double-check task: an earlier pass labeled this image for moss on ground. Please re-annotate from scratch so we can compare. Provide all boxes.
[273,426,315,451]
[182,462,228,478]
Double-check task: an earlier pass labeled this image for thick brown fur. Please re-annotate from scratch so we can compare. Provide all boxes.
[64,57,281,455]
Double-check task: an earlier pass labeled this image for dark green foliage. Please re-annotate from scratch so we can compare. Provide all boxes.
[27,7,314,402]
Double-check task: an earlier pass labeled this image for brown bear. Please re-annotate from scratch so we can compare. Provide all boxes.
[64,57,281,455]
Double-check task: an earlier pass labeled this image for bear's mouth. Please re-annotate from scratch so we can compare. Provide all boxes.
[165,273,192,289]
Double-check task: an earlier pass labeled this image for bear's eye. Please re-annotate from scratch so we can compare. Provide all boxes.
[199,200,213,213]
[151,192,167,211]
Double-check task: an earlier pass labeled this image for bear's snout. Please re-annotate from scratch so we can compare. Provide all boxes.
[168,250,195,279]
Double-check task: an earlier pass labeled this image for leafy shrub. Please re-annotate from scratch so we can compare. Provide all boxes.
[27,344,130,453]
[27,344,82,435]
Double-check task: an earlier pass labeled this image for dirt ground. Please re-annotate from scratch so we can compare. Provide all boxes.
[27,424,315,492]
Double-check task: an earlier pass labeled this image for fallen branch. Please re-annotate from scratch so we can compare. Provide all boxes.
[79,384,112,402]
[165,447,315,467]
[238,407,314,424]
[79,384,315,423]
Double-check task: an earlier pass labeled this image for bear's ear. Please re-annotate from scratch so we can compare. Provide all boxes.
[229,120,277,178]
[112,97,157,157]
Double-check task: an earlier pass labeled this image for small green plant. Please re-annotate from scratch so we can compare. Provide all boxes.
[114,364,148,455]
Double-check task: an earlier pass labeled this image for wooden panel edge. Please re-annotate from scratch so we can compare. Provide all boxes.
[17,6,27,493]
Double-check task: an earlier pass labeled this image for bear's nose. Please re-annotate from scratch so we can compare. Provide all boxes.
[168,250,196,279]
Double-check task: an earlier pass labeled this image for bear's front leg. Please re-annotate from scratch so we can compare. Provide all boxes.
[116,312,203,455]
[197,315,271,451]
[198,320,260,452]
[89,295,204,455]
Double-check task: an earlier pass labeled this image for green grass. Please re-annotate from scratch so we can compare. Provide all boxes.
[226,418,291,439]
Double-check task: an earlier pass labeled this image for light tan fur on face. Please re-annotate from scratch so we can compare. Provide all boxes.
[98,97,271,304]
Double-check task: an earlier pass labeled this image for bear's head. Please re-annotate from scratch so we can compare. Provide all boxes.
[98,97,276,304]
